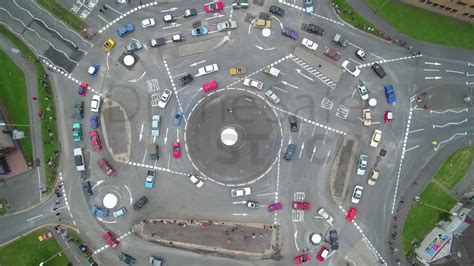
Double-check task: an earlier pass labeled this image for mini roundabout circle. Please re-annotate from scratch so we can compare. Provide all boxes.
[184,88,283,186]
[90,184,130,223]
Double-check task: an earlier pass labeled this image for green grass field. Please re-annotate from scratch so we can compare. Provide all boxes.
[37,0,88,33]
[367,0,474,50]
[434,145,474,189]
[402,182,456,254]
[0,49,33,164]
[331,0,381,36]
[0,228,69,265]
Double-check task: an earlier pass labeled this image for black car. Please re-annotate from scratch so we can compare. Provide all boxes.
[269,5,285,17]
[305,23,324,36]
[183,8,197,17]
[281,27,299,40]
[179,74,193,86]
[149,37,166,47]
[74,100,84,119]
[284,144,297,161]
[82,181,93,198]
[0,154,10,175]
[289,115,298,132]
[329,229,339,250]
[371,63,386,79]
[118,252,136,265]
[133,196,148,211]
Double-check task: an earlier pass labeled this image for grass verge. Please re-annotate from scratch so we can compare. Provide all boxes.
[0,49,33,164]
[0,227,69,265]
[434,145,474,189]
[37,0,88,33]
[0,197,9,215]
[331,0,381,37]
[0,25,60,191]
[402,182,456,254]
[367,0,474,50]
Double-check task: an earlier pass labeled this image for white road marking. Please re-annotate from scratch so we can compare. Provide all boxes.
[369,53,384,60]
[404,145,420,153]
[281,81,298,89]
[128,71,146,82]
[348,41,362,50]
[294,231,299,251]
[91,180,104,190]
[467,72,474,77]
[164,128,169,144]
[232,201,247,204]
[257,192,277,197]
[351,88,357,98]
[175,85,190,94]
[26,214,43,222]
[433,118,468,128]
[232,213,248,216]
[167,154,171,169]
[104,4,123,15]
[324,150,331,166]
[310,145,317,161]
[162,23,181,30]
[425,76,442,80]
[434,132,467,151]
[161,8,178,13]
[255,45,275,51]
[97,14,109,23]
[124,185,133,205]
[205,14,225,20]
[430,108,467,114]
[298,142,304,158]
[408,128,424,134]
[295,69,313,81]
[423,69,439,72]
[139,124,144,142]
[190,60,206,67]
[445,70,464,74]
[271,85,288,93]
[348,57,359,64]
[141,149,147,165]
[424,61,441,66]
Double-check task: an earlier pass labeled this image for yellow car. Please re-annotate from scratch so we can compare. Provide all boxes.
[254,19,271,29]
[103,38,115,53]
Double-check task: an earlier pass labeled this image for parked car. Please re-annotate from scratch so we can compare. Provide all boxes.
[113,207,127,218]
[103,38,115,53]
[151,115,160,137]
[74,100,84,119]
[73,148,85,171]
[133,196,148,211]
[356,154,368,176]
[172,141,181,158]
[97,159,117,177]
[284,143,297,161]
[229,66,246,76]
[90,205,108,217]
[267,202,283,212]
[292,202,310,210]
[82,180,92,197]
[90,95,101,112]
[254,19,271,28]
[384,110,393,125]
[329,230,339,250]
[88,63,100,76]
[355,49,366,60]
[188,173,204,188]
[301,38,318,51]
[202,80,218,92]
[172,33,185,42]
[89,130,102,151]
[351,185,364,204]
[289,115,298,132]
[231,187,251,197]
[269,5,285,16]
[305,23,324,36]
[157,89,172,109]
[357,84,369,100]
[333,33,348,47]
[141,18,155,28]
[72,122,82,142]
[232,0,249,8]
[163,14,176,23]
[371,63,386,78]
[323,47,341,61]
[149,256,163,266]
[342,60,361,77]
[282,27,299,40]
[124,41,143,54]
[149,37,166,47]
[78,82,88,96]
[362,108,372,126]
[117,23,135,37]
[90,115,99,129]
[370,129,382,147]
[317,208,334,225]
[102,231,119,248]
[204,1,224,12]
[217,20,238,31]
[184,8,197,17]
[191,26,209,37]
[346,207,357,222]
[265,90,280,104]
[179,74,193,86]
[242,78,263,90]
[145,170,155,188]
[316,246,329,261]
[198,64,219,75]
[294,253,311,265]
[173,111,184,126]
[0,154,9,175]
[384,85,396,104]
[304,0,314,13]
[367,169,379,186]
[118,252,135,264]
[246,200,259,208]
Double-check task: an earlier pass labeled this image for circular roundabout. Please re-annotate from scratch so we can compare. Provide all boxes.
[185,89,282,185]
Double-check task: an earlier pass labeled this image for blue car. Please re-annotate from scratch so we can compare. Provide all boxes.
[90,205,108,217]
[282,27,299,40]
[90,115,99,129]
[117,23,135,37]
[191,26,208,37]
[384,85,396,104]
[88,63,100,76]
[173,111,184,126]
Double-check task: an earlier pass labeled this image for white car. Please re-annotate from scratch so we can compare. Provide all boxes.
[157,89,172,109]
[355,49,366,60]
[141,18,155,28]
[301,38,318,51]
[73,148,85,171]
[151,115,160,137]
[351,185,364,204]
[188,173,204,188]
[217,20,238,31]
[341,60,361,77]
[112,207,127,218]
[163,14,175,23]
[317,208,334,226]
[242,78,263,90]
[198,64,219,76]
[357,84,369,100]
[356,154,368,176]
[265,90,280,104]
[231,187,251,197]
[370,129,382,147]
[90,95,101,113]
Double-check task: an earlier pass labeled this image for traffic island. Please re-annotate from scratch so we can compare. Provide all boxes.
[133,219,281,260]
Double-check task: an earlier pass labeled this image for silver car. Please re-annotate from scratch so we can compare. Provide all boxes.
[231,187,251,197]
[151,115,160,137]
[351,185,364,204]
[265,89,280,104]
[157,89,172,109]
[112,207,127,218]
[357,154,368,176]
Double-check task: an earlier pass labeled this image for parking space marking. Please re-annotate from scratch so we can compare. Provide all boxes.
[290,56,336,89]
[320,97,334,110]
[150,93,160,107]
[370,52,384,60]
[336,105,350,119]
[146,79,160,93]
[271,85,288,93]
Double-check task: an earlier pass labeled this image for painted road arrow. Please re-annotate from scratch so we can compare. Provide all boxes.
[281,81,298,89]
[424,62,441,66]
[161,7,177,12]
[424,76,442,80]
[190,60,206,67]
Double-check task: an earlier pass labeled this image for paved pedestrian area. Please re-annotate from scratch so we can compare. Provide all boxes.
[134,219,278,258]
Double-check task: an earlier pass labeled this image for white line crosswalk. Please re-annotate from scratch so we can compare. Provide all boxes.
[291,56,337,89]
[146,79,160,93]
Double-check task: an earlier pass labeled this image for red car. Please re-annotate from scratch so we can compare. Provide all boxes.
[384,110,393,125]
[202,80,218,92]
[267,202,283,212]
[97,159,117,177]
[172,141,181,158]
[294,253,311,265]
[346,207,357,222]
[78,82,88,96]
[102,231,120,249]
[292,202,310,210]
[316,246,329,261]
[89,130,102,151]
[204,1,224,12]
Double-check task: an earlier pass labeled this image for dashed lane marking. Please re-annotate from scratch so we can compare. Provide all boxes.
[358,54,423,68]
[93,229,134,254]
[127,161,188,176]
[98,2,159,34]
[163,60,184,114]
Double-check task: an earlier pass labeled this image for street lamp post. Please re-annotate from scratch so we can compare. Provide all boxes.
[414,196,457,216]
